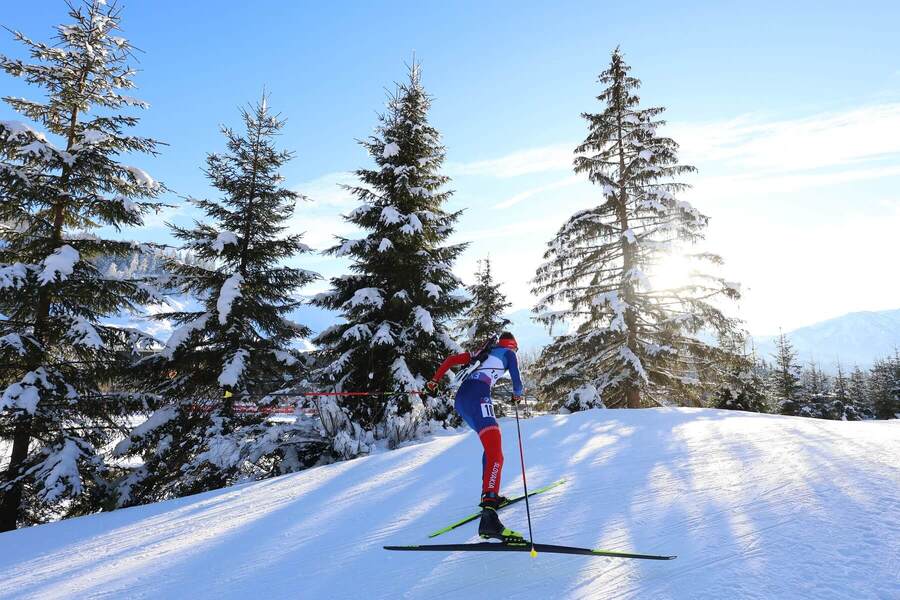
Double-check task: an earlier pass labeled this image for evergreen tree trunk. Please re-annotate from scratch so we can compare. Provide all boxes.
[0,423,30,530]
[615,76,641,409]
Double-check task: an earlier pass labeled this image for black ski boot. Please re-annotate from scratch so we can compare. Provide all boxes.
[478,493,523,542]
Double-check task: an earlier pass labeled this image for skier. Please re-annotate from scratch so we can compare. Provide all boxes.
[425,331,524,541]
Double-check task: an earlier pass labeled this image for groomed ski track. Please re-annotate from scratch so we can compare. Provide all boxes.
[0,408,898,599]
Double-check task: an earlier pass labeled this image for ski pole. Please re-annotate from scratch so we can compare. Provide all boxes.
[513,395,537,558]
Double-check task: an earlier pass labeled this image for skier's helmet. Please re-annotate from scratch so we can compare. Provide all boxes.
[497,331,518,351]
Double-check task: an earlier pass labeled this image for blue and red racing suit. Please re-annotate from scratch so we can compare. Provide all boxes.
[431,347,524,497]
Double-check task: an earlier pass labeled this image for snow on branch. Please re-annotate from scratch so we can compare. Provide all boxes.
[0,119,47,142]
[124,165,158,190]
[382,142,400,158]
[342,323,372,342]
[30,439,88,503]
[380,206,404,225]
[334,238,364,257]
[619,345,648,382]
[114,404,179,455]
[371,321,394,346]
[219,349,249,387]
[400,213,423,235]
[0,263,31,289]
[162,313,211,358]
[391,356,421,390]
[211,231,239,254]
[66,317,104,349]
[38,245,79,285]
[0,333,27,355]
[413,306,435,334]
[217,273,243,325]
[346,287,384,309]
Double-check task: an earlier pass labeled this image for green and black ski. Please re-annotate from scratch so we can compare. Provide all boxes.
[427,479,566,538]
[384,541,676,561]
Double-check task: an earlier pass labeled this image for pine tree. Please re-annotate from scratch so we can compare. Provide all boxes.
[0,1,163,530]
[311,63,467,451]
[714,332,770,413]
[457,258,511,349]
[799,363,830,418]
[113,97,324,505]
[830,364,862,421]
[532,48,740,410]
[870,352,900,420]
[847,365,873,418]
[770,333,803,416]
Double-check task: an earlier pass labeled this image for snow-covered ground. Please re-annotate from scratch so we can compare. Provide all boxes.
[0,408,898,599]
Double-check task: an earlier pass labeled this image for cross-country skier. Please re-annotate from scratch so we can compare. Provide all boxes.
[425,331,524,541]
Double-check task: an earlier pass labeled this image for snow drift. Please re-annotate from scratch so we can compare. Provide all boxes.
[0,408,898,599]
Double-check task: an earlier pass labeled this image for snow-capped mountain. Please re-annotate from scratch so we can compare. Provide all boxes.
[753,309,900,370]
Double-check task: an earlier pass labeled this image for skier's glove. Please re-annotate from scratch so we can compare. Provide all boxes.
[512,394,524,405]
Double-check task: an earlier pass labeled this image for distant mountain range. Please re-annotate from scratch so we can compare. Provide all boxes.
[752,309,900,371]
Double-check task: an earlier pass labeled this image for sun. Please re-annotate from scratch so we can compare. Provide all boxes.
[648,252,694,292]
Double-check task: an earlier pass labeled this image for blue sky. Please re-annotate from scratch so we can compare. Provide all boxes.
[3,0,900,334]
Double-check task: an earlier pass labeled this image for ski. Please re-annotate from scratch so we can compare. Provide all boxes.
[384,541,676,561]
[427,479,566,538]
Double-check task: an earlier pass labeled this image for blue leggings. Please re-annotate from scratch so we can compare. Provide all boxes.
[455,379,503,495]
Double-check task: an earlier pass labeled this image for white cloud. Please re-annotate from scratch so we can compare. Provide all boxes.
[492,175,582,209]
[294,171,358,207]
[686,164,900,205]
[449,143,573,178]
[668,103,900,173]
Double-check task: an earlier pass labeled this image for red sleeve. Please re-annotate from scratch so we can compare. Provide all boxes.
[432,352,471,382]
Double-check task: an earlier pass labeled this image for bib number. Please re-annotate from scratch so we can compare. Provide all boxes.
[481,401,495,418]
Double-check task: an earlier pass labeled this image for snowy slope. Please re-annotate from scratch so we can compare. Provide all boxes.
[753,309,900,371]
[0,408,898,600]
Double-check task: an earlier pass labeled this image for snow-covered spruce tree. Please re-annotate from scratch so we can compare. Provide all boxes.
[0,1,162,531]
[770,333,803,416]
[870,352,900,420]
[830,365,862,421]
[457,258,511,349]
[799,363,830,418]
[848,365,873,418]
[714,332,770,413]
[311,63,467,452]
[113,97,325,506]
[532,48,740,410]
